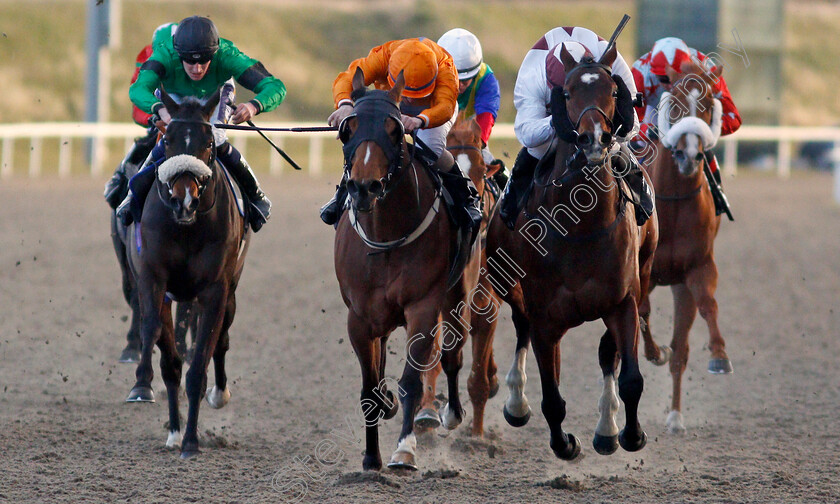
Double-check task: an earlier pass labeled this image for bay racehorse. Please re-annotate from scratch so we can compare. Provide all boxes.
[638,60,733,434]
[334,68,466,470]
[124,88,251,459]
[414,114,506,436]
[109,139,197,364]
[487,44,659,459]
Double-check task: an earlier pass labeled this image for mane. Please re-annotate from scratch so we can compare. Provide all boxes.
[157,154,212,184]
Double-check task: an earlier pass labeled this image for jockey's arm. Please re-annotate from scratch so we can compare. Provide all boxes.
[513,51,553,148]
[129,58,167,116]
[332,43,393,108]
[222,44,286,115]
[609,51,640,142]
[631,65,648,124]
[414,46,459,129]
[473,72,501,145]
[712,77,742,136]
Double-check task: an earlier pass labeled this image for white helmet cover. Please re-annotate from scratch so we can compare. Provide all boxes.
[438,28,483,80]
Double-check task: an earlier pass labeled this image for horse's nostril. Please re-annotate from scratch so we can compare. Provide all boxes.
[369,180,383,195]
[577,134,592,147]
[674,150,685,161]
[601,132,612,145]
[695,152,704,162]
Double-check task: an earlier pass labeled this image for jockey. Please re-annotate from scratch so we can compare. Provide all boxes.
[116,16,286,232]
[499,26,653,229]
[632,36,741,217]
[436,28,507,182]
[104,23,174,209]
[320,37,482,240]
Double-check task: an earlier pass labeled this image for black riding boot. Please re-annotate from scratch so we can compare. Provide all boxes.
[499,147,539,229]
[217,142,271,232]
[435,150,482,245]
[703,152,733,220]
[116,164,157,226]
[319,172,349,226]
[612,146,654,225]
[104,129,157,209]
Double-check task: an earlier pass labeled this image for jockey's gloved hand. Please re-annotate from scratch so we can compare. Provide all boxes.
[328,104,354,128]
[613,76,635,139]
[549,86,577,144]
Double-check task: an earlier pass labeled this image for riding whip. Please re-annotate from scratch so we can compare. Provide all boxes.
[599,14,631,64]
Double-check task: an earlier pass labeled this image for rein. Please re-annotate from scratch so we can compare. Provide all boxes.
[158,117,219,215]
[655,183,703,201]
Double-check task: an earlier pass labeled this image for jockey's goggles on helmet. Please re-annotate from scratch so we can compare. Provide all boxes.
[180,52,214,65]
[657,75,671,84]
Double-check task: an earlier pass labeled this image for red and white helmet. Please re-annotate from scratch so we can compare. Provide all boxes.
[437,28,483,80]
[649,37,691,76]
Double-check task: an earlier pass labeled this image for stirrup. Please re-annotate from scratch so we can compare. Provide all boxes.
[248,195,271,232]
[116,195,134,226]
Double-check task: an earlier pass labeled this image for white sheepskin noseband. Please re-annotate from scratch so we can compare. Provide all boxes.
[157,154,212,184]
[658,92,723,150]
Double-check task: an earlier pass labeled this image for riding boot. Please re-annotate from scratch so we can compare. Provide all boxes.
[499,147,539,229]
[104,129,158,209]
[217,142,271,232]
[319,172,349,226]
[612,145,654,225]
[704,152,734,220]
[116,164,157,226]
[434,150,482,246]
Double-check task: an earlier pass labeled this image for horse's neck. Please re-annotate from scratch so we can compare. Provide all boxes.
[540,142,620,228]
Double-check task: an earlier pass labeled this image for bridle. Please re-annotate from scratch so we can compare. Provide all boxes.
[155,117,218,214]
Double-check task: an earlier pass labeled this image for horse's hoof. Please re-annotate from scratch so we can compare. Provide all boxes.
[488,376,500,398]
[386,452,417,471]
[414,408,441,430]
[362,453,383,471]
[440,403,463,431]
[666,410,686,435]
[205,386,230,409]
[503,404,531,427]
[619,428,647,452]
[125,386,155,403]
[592,433,619,455]
[180,439,200,459]
[382,390,399,420]
[551,433,582,460]
[166,430,182,449]
[652,345,672,366]
[179,449,200,460]
[708,358,733,374]
[118,347,141,364]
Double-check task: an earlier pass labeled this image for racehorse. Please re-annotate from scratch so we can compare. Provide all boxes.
[123,88,251,459]
[110,132,197,363]
[414,114,505,436]
[486,44,659,459]
[638,60,732,434]
[334,68,464,470]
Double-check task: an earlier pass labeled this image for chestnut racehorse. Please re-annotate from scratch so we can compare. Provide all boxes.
[124,89,251,459]
[414,115,505,436]
[487,45,659,459]
[639,60,733,435]
[334,69,466,470]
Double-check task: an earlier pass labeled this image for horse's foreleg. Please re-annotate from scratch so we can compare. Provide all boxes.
[113,221,141,364]
[414,337,442,431]
[437,289,474,432]
[467,297,499,436]
[181,284,228,459]
[347,311,383,471]
[667,283,697,434]
[157,302,184,449]
[686,261,732,374]
[388,303,439,470]
[503,306,531,427]
[605,295,647,453]
[126,276,165,403]
[174,301,196,361]
[206,294,235,410]
[593,329,620,455]
[640,285,671,365]
[531,327,580,460]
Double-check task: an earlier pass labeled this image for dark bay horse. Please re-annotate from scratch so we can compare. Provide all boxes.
[487,45,659,459]
[334,68,464,470]
[414,115,505,436]
[124,89,251,459]
[639,60,732,434]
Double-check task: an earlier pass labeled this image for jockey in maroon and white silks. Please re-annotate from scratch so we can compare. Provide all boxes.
[632,37,742,143]
[514,26,639,160]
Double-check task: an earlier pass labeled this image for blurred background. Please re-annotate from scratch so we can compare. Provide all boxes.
[0,0,838,179]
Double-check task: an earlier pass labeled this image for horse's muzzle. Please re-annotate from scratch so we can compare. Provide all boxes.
[578,132,610,165]
[673,149,704,177]
[346,178,384,212]
[171,195,200,225]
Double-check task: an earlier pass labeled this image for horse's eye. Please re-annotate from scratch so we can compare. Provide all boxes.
[612,90,619,98]
[563,91,570,100]
[163,138,170,146]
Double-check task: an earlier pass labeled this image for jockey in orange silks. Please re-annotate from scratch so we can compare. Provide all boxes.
[320,38,482,239]
[632,37,741,217]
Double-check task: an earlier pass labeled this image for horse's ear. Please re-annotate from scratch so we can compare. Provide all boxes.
[202,88,223,120]
[710,63,724,81]
[352,66,366,93]
[599,44,617,68]
[388,70,405,103]
[160,88,179,114]
[559,45,578,73]
[665,65,681,85]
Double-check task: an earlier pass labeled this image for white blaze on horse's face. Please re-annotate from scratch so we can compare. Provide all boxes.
[363,145,371,165]
[581,73,600,85]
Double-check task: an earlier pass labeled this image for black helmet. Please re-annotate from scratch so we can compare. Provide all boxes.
[173,16,219,63]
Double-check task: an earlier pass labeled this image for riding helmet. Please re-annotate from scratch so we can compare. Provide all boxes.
[437,28,483,80]
[173,16,220,63]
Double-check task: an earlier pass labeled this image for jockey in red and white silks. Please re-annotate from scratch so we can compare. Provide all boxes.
[514,26,639,160]
[632,37,742,143]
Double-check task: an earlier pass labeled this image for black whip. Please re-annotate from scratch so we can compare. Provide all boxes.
[599,14,631,64]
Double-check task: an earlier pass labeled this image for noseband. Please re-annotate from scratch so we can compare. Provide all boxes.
[157,117,217,212]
